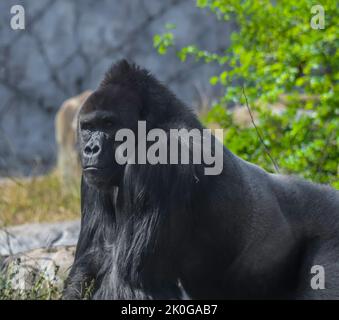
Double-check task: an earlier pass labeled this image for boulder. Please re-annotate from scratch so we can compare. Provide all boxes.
[1,245,75,293]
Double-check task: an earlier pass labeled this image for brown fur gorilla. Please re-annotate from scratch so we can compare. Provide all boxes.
[63,60,339,299]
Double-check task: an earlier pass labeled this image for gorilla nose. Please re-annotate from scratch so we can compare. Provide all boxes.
[84,143,101,157]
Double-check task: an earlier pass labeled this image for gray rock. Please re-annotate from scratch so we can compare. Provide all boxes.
[1,245,76,292]
[0,220,80,256]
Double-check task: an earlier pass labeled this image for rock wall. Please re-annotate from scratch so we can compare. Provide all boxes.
[0,0,233,176]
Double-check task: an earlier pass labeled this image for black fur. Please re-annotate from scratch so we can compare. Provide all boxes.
[63,60,339,300]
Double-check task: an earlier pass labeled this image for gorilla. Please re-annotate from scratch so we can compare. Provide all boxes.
[63,59,339,300]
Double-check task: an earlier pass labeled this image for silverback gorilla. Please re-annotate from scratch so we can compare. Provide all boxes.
[63,59,339,300]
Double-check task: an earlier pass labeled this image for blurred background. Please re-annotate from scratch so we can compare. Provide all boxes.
[0,0,338,299]
[0,0,231,177]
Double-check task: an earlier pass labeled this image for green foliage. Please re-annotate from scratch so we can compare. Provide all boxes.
[153,23,176,55]
[154,0,339,188]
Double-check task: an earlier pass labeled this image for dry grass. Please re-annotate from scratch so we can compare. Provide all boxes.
[0,171,80,226]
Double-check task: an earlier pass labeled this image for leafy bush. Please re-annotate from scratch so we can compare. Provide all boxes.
[154,0,338,188]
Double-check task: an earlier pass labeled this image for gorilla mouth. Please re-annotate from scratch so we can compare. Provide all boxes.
[83,166,110,173]
[84,166,99,170]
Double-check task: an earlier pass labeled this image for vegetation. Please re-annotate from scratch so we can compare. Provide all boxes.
[0,257,94,300]
[155,0,338,188]
[0,261,62,300]
[0,171,80,226]
[0,172,80,299]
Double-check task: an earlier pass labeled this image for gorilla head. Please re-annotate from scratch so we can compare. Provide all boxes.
[78,84,141,189]
[78,60,193,190]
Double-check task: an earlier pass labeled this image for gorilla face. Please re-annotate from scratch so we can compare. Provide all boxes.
[79,85,141,189]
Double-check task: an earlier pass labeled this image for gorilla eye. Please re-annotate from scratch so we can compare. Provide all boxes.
[81,123,93,131]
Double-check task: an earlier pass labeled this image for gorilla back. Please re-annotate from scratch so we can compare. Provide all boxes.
[63,60,339,300]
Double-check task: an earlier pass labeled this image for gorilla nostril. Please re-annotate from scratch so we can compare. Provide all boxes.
[84,146,92,155]
[93,145,100,154]
[84,144,100,157]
